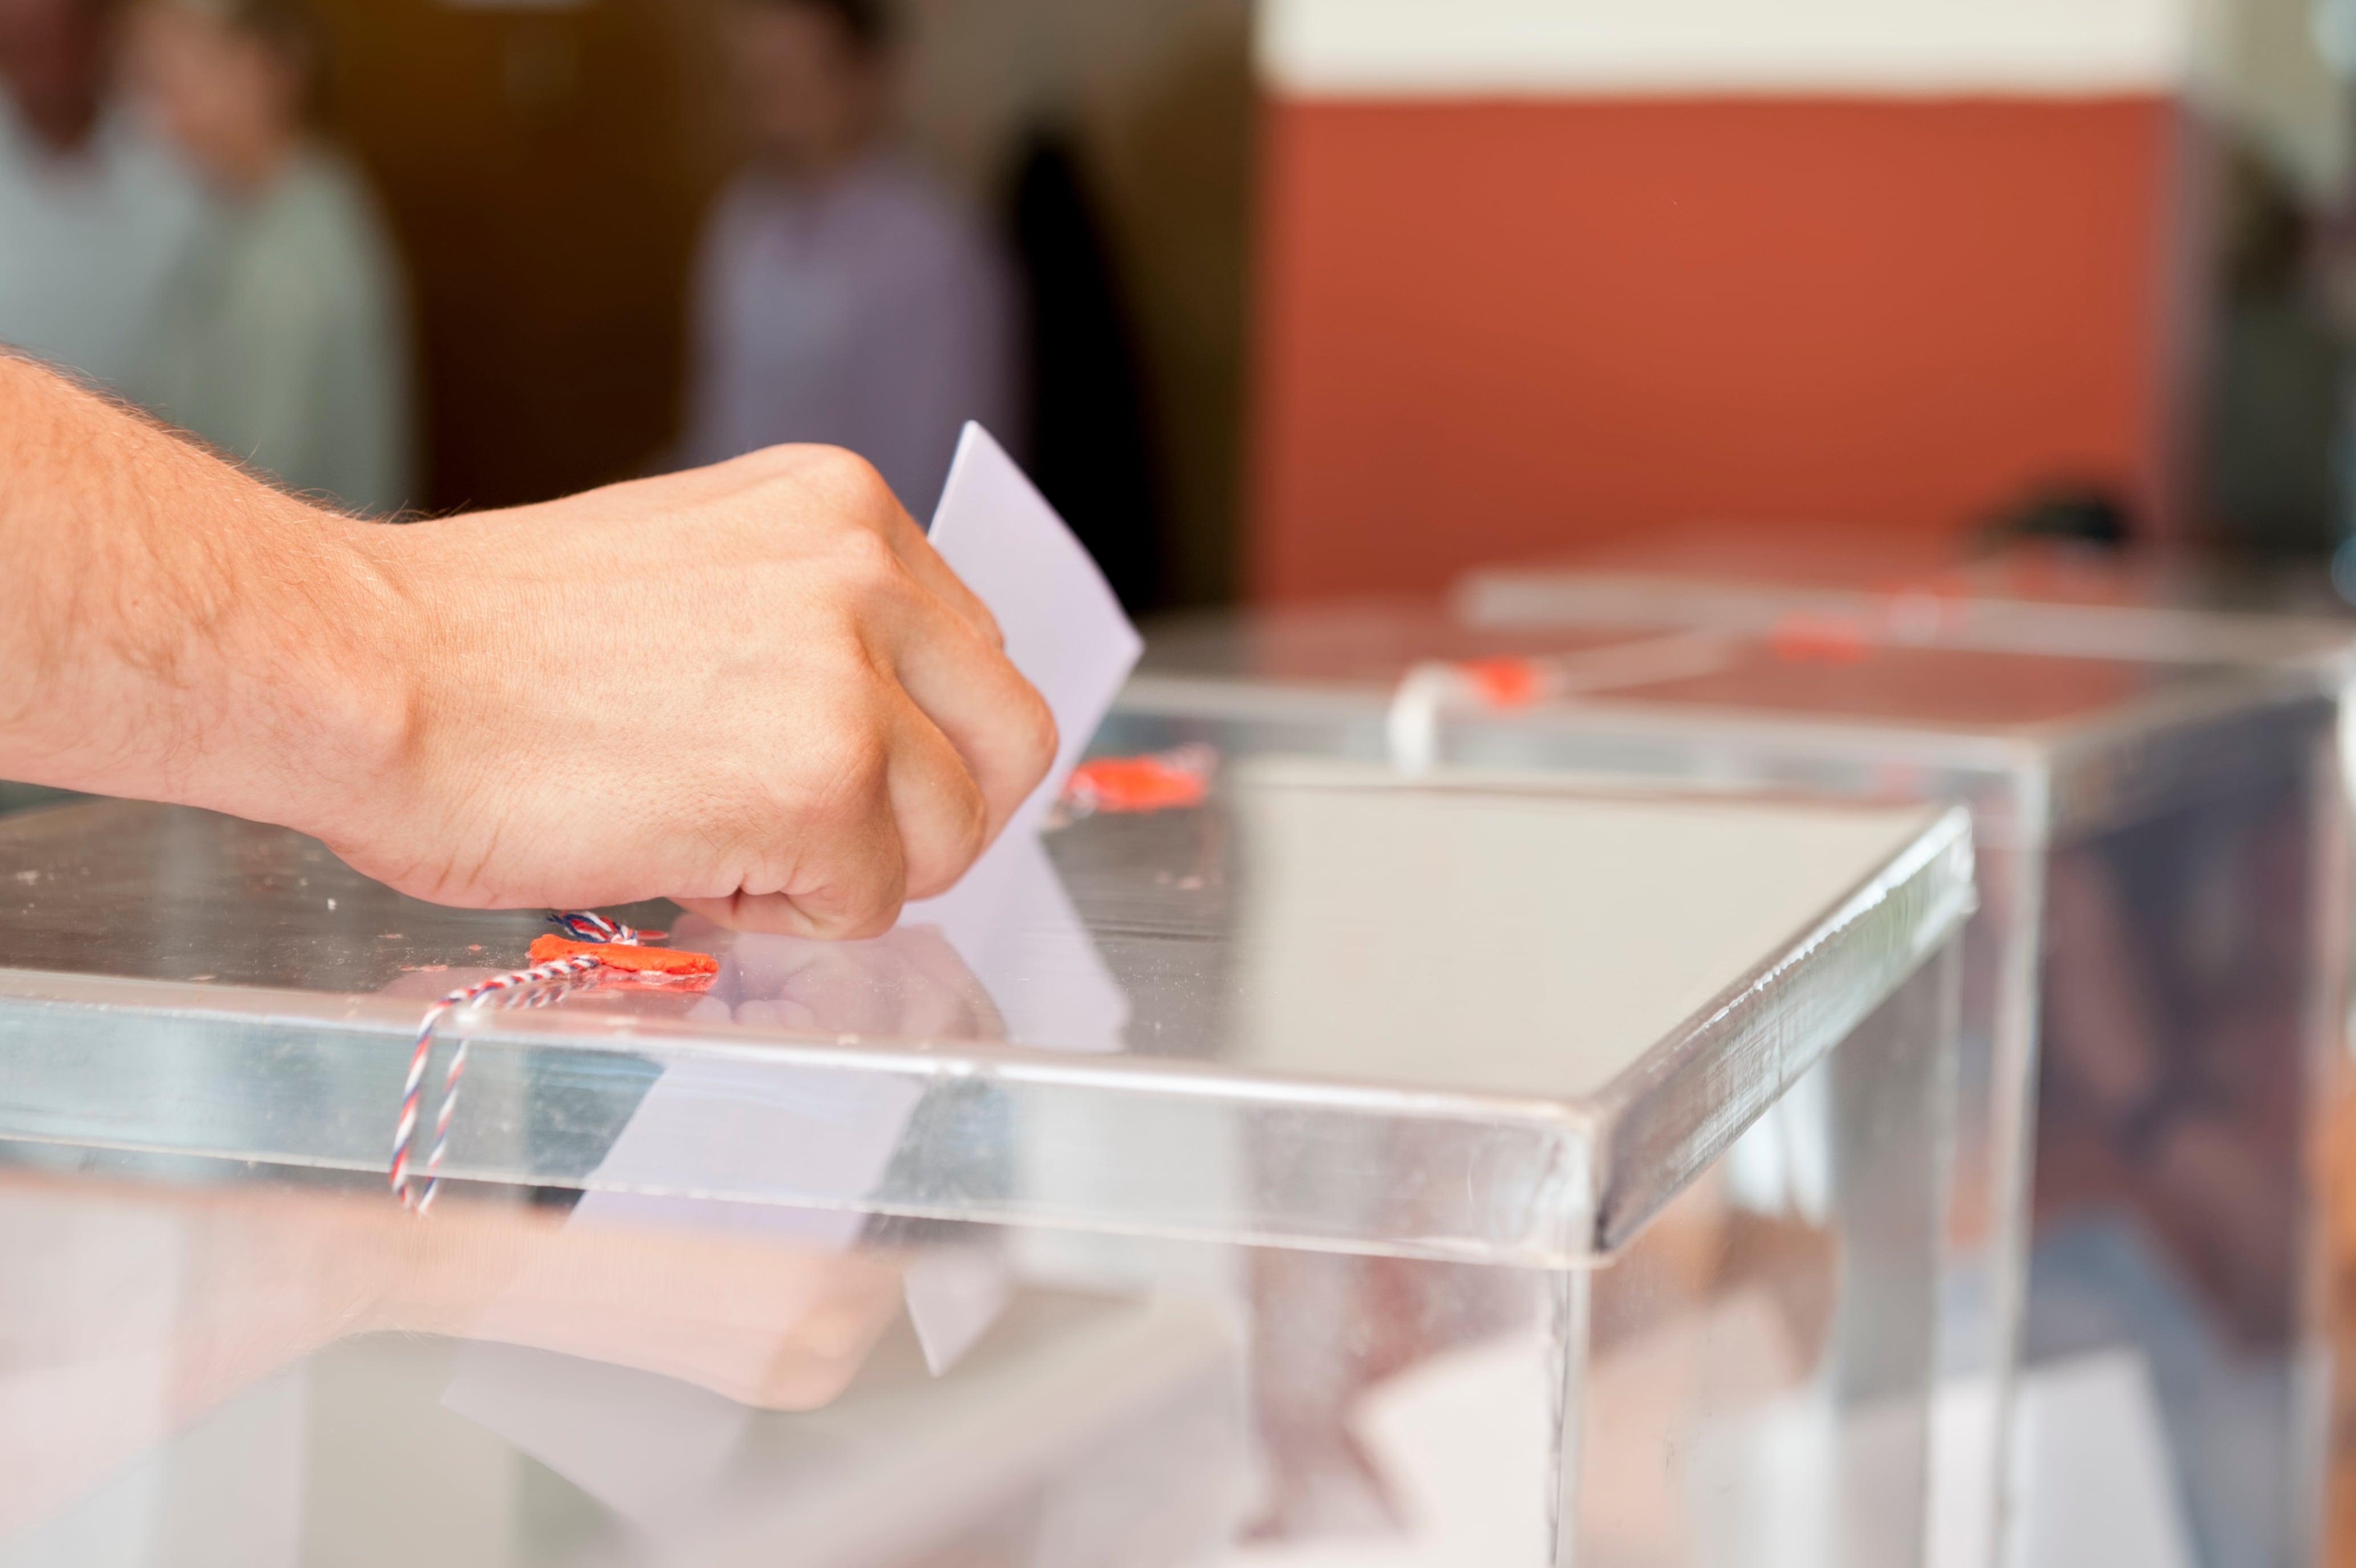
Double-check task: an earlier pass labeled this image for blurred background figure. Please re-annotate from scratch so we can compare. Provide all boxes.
[1008,126,1167,612]
[122,0,409,514]
[2204,148,2351,560]
[676,0,1015,519]
[0,0,197,391]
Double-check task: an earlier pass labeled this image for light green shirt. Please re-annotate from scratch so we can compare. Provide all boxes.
[134,146,412,514]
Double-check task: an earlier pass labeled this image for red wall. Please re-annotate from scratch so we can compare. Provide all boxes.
[1249,96,2191,600]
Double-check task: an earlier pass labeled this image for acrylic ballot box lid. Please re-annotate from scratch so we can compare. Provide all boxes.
[1124,602,2335,845]
[0,779,1969,1270]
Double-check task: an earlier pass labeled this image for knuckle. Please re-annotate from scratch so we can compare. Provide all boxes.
[819,524,908,602]
[946,773,989,863]
[1015,688,1058,782]
[962,765,992,839]
[902,751,989,904]
[807,446,899,518]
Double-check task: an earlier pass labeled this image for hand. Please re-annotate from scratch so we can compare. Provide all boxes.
[0,365,1048,935]
[0,1171,908,1538]
[332,445,1055,937]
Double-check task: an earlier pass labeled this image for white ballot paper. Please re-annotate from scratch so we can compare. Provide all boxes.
[446,424,1145,1522]
[919,421,1146,844]
[900,423,1142,1051]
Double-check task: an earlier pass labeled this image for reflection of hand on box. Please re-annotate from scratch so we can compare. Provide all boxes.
[413,1198,906,1410]
[684,917,1006,1042]
[0,1172,905,1538]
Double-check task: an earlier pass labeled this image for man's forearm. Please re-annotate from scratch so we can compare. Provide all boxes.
[0,356,409,836]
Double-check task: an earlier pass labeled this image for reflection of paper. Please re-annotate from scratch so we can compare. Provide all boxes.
[445,428,1143,1510]
[903,1247,1017,1376]
[581,1067,928,1247]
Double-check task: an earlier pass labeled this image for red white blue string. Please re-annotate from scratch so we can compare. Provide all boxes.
[546,910,665,945]
[388,912,654,1213]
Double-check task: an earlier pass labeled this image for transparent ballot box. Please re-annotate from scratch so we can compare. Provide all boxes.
[1119,603,2347,1568]
[0,785,1970,1568]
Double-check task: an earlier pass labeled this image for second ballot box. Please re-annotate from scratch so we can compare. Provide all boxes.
[1116,597,2348,1568]
[0,774,1967,1567]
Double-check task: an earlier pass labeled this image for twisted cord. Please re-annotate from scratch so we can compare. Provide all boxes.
[391,952,604,1212]
[545,911,660,945]
[389,911,657,1212]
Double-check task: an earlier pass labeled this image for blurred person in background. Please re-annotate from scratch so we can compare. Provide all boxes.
[677,0,1016,518]
[2204,149,2347,558]
[0,0,198,389]
[123,0,410,514]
